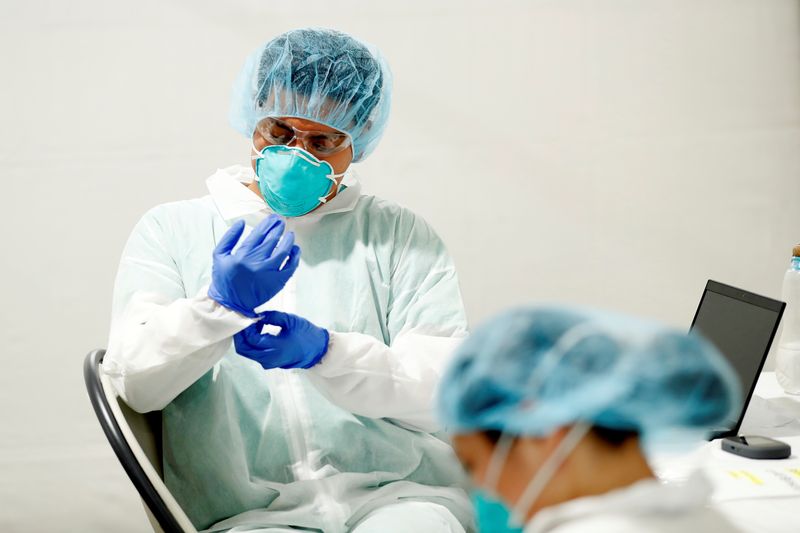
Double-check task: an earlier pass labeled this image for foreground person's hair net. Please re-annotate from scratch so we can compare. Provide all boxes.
[229,27,392,162]
[437,306,741,443]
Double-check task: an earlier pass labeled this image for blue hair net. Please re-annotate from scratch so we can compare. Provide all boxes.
[229,28,392,162]
[437,306,741,441]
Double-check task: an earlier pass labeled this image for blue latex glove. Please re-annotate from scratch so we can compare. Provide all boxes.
[208,215,300,318]
[234,310,330,369]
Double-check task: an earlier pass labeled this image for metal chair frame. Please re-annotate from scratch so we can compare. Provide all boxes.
[84,349,195,533]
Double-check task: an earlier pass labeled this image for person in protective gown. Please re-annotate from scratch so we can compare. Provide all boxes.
[437,306,745,533]
[104,27,473,533]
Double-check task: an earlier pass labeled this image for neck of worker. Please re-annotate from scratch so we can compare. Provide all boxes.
[524,436,655,521]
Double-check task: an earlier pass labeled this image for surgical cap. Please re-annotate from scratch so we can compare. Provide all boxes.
[229,28,392,162]
[437,306,741,439]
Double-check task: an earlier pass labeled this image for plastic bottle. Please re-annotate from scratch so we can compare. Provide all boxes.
[776,245,800,394]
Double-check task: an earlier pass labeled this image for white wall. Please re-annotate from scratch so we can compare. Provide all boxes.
[1,1,798,530]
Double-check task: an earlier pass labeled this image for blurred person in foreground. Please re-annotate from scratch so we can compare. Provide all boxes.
[437,306,744,533]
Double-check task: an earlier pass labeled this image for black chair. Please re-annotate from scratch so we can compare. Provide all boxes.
[84,349,196,533]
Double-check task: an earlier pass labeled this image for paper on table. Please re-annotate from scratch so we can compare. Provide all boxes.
[707,463,800,501]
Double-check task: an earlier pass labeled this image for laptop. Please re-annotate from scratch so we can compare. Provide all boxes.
[689,280,786,439]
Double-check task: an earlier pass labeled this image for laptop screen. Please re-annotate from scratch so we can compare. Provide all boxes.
[690,280,785,436]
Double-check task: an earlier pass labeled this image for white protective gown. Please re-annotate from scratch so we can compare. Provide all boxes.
[524,472,742,533]
[103,165,473,533]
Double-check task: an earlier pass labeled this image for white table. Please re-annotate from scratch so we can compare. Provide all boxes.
[655,372,800,533]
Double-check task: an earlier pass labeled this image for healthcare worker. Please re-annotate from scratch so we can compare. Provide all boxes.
[104,28,472,533]
[437,306,745,533]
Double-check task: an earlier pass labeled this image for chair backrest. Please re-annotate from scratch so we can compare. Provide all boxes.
[83,349,196,533]
[118,400,163,478]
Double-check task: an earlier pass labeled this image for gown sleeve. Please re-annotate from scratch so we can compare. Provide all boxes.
[307,210,468,433]
[103,206,253,413]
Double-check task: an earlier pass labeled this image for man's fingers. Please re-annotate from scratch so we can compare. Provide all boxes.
[235,324,269,348]
[240,215,283,253]
[214,220,245,257]
[265,232,296,267]
[280,245,301,274]
[234,326,256,345]
[259,310,292,329]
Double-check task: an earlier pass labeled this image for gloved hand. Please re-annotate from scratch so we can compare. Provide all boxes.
[208,215,300,318]
[234,310,330,369]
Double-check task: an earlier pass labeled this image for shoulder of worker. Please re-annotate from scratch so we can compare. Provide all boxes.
[354,194,446,246]
[131,195,219,237]
[546,509,742,533]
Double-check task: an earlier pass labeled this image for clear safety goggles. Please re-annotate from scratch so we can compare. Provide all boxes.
[254,116,352,158]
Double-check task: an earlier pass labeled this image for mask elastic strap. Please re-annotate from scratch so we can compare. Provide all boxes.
[317,170,347,204]
[251,141,265,160]
[525,323,602,393]
[483,433,515,495]
[294,149,324,167]
[509,422,592,526]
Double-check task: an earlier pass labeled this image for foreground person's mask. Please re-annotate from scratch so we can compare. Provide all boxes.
[253,144,344,217]
[470,489,522,533]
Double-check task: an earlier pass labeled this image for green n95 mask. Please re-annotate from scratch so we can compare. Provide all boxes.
[253,144,344,217]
